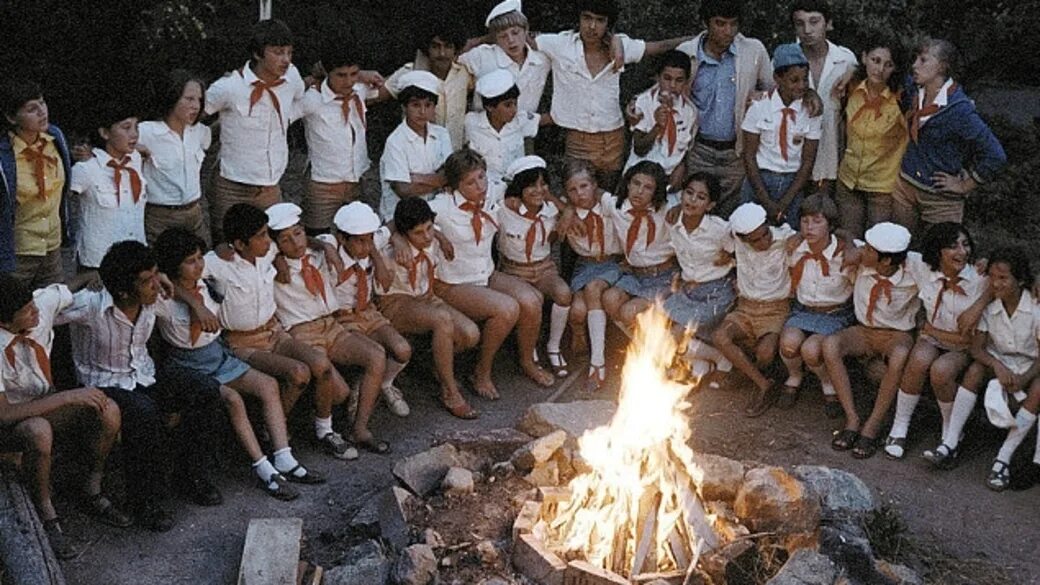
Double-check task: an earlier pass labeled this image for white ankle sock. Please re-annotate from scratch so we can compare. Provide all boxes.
[314,416,333,440]
[273,447,300,474]
[808,364,834,395]
[998,409,1038,464]
[252,457,278,483]
[381,359,408,390]
[942,387,977,449]
[546,304,569,355]
[687,340,730,372]
[937,399,954,439]
[781,353,803,387]
[588,310,607,367]
[889,391,920,439]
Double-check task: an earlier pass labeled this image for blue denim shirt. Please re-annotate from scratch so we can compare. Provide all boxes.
[0,124,72,273]
[692,38,739,142]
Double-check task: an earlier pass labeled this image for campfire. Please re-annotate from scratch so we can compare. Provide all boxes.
[526,306,723,582]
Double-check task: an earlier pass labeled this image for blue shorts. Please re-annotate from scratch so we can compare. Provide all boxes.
[662,274,736,339]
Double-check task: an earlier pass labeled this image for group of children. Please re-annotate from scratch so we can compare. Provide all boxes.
[0,0,1024,565]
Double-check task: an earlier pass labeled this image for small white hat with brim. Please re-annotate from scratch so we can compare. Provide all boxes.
[266,203,303,231]
[865,222,912,254]
[476,69,517,100]
[334,202,381,235]
[505,155,546,181]
[397,70,441,96]
[730,203,767,235]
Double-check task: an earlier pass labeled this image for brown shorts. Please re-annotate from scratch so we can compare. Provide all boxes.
[564,128,625,175]
[377,293,448,329]
[210,176,282,243]
[224,317,294,356]
[304,180,361,231]
[145,201,209,246]
[334,305,391,336]
[857,325,913,353]
[891,176,965,225]
[498,257,559,285]
[723,297,791,340]
[287,315,348,354]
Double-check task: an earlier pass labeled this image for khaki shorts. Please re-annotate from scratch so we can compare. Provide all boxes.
[286,315,348,354]
[210,176,282,243]
[723,297,791,340]
[304,180,360,231]
[498,257,559,285]
[859,325,913,353]
[377,293,448,329]
[564,128,625,175]
[224,317,294,356]
[334,305,391,336]
[145,201,209,246]
[891,176,964,226]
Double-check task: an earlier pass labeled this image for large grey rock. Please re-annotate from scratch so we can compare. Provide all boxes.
[441,467,475,494]
[734,467,821,534]
[391,544,437,585]
[793,466,877,519]
[393,444,460,496]
[691,452,746,502]
[350,487,416,549]
[517,401,616,441]
[326,540,390,585]
[431,428,534,462]
[511,430,568,472]
[766,549,837,585]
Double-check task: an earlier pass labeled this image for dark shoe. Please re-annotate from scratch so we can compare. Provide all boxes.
[922,443,960,470]
[882,435,907,460]
[43,518,83,560]
[831,428,859,451]
[351,436,392,455]
[823,399,844,419]
[279,464,326,485]
[851,435,879,459]
[184,475,224,506]
[776,384,800,410]
[84,493,133,528]
[744,384,778,418]
[987,459,1011,492]
[317,431,359,460]
[260,474,299,501]
[135,503,175,532]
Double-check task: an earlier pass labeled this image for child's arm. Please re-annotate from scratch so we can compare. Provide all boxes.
[0,390,113,426]
[369,240,394,290]
[776,139,819,222]
[969,330,1020,391]
[955,282,993,337]
[391,173,447,199]
[172,282,222,332]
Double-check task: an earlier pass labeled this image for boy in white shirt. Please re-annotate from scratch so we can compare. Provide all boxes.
[465,70,544,204]
[624,50,697,191]
[740,44,822,227]
[0,275,129,558]
[298,40,375,234]
[204,19,305,243]
[69,104,147,270]
[379,71,453,221]
[712,202,795,418]
[267,203,388,455]
[320,202,413,418]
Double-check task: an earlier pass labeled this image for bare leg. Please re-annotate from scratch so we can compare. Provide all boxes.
[277,337,350,419]
[327,331,386,443]
[713,321,772,392]
[225,368,288,454]
[490,271,555,386]
[235,349,312,416]
[436,281,520,398]
[13,418,56,521]
[860,332,912,439]
[779,326,807,387]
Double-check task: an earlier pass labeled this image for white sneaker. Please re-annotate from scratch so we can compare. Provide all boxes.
[382,385,410,417]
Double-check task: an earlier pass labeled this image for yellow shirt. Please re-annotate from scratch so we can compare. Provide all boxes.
[12,132,64,255]
[837,82,907,193]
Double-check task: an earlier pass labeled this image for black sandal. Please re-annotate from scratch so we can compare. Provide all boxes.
[883,435,907,460]
[851,434,879,459]
[831,428,859,451]
[281,464,326,485]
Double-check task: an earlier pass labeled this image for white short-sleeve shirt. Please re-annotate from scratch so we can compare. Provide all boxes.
[536,31,646,132]
[741,90,823,174]
[70,149,148,268]
[606,199,673,267]
[734,224,796,302]
[378,121,453,221]
[202,248,279,332]
[299,80,373,184]
[428,192,499,286]
[851,262,921,331]
[789,235,854,306]
[153,281,223,349]
[273,249,341,329]
[906,255,987,333]
[668,213,734,283]
[317,229,389,310]
[385,55,472,150]
[137,121,212,206]
[624,85,697,175]
[204,63,305,186]
[464,110,539,202]
[978,292,1040,375]
[0,285,72,403]
[567,192,622,258]
[459,44,551,113]
[497,201,558,264]
[378,239,443,298]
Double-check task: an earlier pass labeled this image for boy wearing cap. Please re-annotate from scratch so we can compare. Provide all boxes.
[267,202,389,455]
[0,78,73,287]
[459,0,551,114]
[298,39,377,235]
[199,203,350,466]
[383,25,472,150]
[319,202,413,418]
[204,19,305,243]
[740,43,821,227]
[790,0,857,192]
[821,222,918,459]
[530,0,689,186]
[379,70,453,222]
[624,50,697,191]
[379,198,481,419]
[69,104,147,270]
[465,70,547,203]
[712,202,796,418]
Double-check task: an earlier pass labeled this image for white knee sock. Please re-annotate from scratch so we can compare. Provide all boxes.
[809,364,834,396]
[942,387,977,449]
[546,303,570,355]
[889,391,920,439]
[588,310,607,367]
[998,409,1038,464]
[381,359,408,390]
[781,353,803,387]
[314,416,333,440]
[937,399,954,440]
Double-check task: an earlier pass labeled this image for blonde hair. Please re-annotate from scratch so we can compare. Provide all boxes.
[488,11,529,35]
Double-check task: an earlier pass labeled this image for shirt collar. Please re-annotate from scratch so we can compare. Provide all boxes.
[575,200,602,219]
[697,35,738,64]
[990,290,1035,318]
[795,234,839,258]
[320,79,339,103]
[853,80,894,101]
[403,122,436,143]
[519,202,552,218]
[770,89,802,112]
[9,131,54,154]
[918,78,955,108]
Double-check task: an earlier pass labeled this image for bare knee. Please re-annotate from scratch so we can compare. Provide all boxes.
[288,363,312,388]
[801,336,824,367]
[779,330,803,359]
[18,418,53,457]
[459,321,481,349]
[822,335,844,361]
[221,388,247,416]
[391,339,413,363]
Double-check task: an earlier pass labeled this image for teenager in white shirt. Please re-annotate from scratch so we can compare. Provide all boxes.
[138,70,211,245]
[204,19,305,242]
[378,71,452,221]
[69,107,147,269]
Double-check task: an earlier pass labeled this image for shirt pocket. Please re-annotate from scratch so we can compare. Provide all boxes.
[91,182,122,209]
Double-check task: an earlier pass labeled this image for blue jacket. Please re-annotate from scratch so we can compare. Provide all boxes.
[900,81,1007,192]
[0,124,72,273]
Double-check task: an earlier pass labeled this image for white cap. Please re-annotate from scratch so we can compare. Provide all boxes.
[266,203,302,231]
[476,69,517,100]
[505,155,546,181]
[730,203,767,235]
[984,379,1017,428]
[864,222,911,254]
[486,0,522,26]
[397,70,441,96]
[334,202,381,235]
